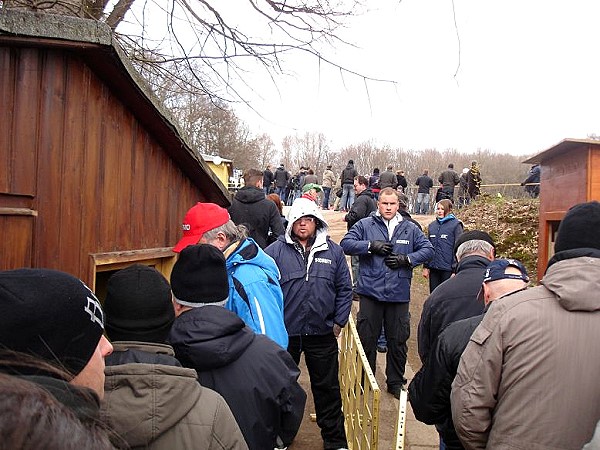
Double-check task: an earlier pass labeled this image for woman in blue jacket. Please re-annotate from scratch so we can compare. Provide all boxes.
[423,199,463,292]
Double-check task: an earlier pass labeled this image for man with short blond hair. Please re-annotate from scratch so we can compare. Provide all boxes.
[341,187,434,397]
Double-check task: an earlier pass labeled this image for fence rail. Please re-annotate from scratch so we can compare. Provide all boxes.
[339,316,408,449]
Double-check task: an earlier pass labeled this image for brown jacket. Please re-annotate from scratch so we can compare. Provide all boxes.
[451,256,600,450]
[102,342,248,450]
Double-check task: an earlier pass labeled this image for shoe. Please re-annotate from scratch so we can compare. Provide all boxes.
[377,345,387,353]
[387,382,407,399]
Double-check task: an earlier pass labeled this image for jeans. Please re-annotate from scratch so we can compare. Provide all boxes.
[416,192,430,214]
[356,296,410,388]
[275,186,287,204]
[288,334,347,449]
[322,187,332,209]
[339,184,355,211]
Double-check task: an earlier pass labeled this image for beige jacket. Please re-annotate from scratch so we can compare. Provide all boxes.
[451,256,600,450]
[322,169,336,188]
[102,342,248,450]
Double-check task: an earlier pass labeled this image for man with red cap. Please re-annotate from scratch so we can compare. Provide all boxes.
[173,202,288,348]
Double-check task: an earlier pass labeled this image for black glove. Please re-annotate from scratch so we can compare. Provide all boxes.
[370,241,393,256]
[384,253,411,269]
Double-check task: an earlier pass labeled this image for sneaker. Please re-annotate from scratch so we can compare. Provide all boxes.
[377,345,387,353]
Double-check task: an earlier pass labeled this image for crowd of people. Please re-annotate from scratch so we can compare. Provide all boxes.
[1,159,595,450]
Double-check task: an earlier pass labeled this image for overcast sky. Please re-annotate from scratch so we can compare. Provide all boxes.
[229,0,600,157]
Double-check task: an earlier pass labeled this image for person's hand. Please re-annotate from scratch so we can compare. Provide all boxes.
[333,324,342,337]
[422,268,430,279]
[384,254,411,269]
[370,241,393,256]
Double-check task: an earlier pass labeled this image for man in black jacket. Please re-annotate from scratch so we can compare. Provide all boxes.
[409,258,529,450]
[417,231,495,363]
[169,244,306,450]
[344,175,376,298]
[229,168,285,248]
[263,164,274,195]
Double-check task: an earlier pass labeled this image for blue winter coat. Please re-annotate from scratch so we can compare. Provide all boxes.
[225,238,288,348]
[340,214,434,302]
[265,230,353,336]
[425,215,463,272]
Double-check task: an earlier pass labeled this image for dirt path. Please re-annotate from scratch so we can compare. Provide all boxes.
[288,210,437,449]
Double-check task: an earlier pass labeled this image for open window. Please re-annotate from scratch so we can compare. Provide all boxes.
[89,248,176,302]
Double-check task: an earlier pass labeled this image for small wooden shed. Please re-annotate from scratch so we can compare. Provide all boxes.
[523,138,600,279]
[0,10,230,293]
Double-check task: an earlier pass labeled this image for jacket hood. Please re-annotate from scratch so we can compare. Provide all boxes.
[102,362,202,447]
[169,306,255,371]
[541,256,600,312]
[226,238,281,281]
[234,186,265,204]
[285,197,328,237]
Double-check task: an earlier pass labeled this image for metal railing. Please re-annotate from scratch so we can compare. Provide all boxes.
[339,316,408,449]
[404,183,540,214]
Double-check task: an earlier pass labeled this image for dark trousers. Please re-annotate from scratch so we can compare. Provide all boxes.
[322,186,332,209]
[356,296,410,388]
[288,334,347,449]
[428,268,452,293]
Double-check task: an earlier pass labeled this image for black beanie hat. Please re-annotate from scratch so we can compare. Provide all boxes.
[170,244,229,306]
[454,230,495,255]
[554,201,600,253]
[0,268,104,376]
[104,264,174,344]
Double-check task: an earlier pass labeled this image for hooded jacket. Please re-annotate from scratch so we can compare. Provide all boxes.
[451,255,600,450]
[340,213,434,302]
[228,186,284,249]
[224,237,288,348]
[274,166,290,188]
[102,342,247,450]
[265,198,353,336]
[169,306,306,450]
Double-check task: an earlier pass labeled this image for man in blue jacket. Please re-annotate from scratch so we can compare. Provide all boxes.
[173,202,288,349]
[265,197,353,450]
[341,187,434,398]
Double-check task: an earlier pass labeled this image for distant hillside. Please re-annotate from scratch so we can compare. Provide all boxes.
[455,196,540,283]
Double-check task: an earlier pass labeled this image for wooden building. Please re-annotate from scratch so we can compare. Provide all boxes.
[523,138,600,279]
[0,10,230,294]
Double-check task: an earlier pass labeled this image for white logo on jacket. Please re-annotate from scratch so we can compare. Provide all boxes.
[396,239,410,245]
[315,257,332,264]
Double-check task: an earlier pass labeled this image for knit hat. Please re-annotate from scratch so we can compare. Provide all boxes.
[173,203,230,253]
[104,264,174,344]
[0,269,104,376]
[302,183,322,193]
[554,201,600,253]
[170,244,229,307]
[454,230,495,255]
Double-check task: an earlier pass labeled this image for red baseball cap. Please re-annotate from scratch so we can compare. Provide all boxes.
[173,203,230,253]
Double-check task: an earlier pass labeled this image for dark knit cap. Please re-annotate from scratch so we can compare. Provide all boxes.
[170,244,229,305]
[0,269,104,376]
[104,264,174,344]
[554,201,600,253]
[454,230,495,255]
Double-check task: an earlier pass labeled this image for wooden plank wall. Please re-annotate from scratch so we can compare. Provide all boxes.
[0,46,208,283]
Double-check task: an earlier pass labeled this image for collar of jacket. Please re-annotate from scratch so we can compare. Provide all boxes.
[545,247,600,272]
